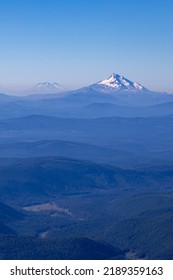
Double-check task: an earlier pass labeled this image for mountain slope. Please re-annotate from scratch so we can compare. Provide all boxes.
[0,237,125,260]
[0,157,173,205]
[0,202,24,235]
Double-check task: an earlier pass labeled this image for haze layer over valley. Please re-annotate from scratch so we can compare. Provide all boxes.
[0,73,173,260]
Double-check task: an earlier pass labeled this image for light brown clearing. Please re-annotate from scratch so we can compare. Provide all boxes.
[23,202,71,215]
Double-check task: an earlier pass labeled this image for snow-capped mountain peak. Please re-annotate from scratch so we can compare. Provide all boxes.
[34,82,51,88]
[89,73,148,93]
[27,82,66,94]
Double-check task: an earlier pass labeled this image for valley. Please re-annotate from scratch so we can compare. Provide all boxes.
[0,73,173,259]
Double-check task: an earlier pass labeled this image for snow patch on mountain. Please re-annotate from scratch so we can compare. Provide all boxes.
[30,82,66,93]
[89,73,148,93]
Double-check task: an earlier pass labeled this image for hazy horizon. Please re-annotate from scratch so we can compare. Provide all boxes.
[1,71,173,96]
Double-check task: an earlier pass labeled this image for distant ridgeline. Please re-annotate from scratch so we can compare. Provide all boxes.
[0,74,173,260]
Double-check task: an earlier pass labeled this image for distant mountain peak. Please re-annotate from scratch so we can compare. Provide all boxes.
[33,82,65,91]
[89,73,149,93]
[26,82,67,95]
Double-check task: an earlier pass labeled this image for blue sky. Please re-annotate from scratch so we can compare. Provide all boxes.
[0,0,173,92]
